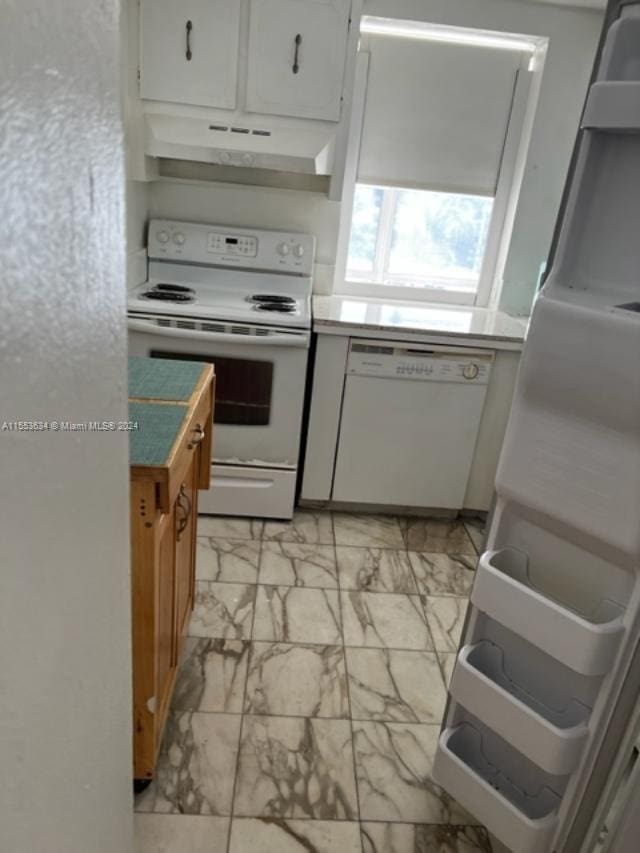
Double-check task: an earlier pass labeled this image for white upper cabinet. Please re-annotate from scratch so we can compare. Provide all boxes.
[140,0,241,109]
[245,0,351,121]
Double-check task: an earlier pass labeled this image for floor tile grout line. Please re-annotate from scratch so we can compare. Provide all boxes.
[334,526,365,839]
[407,550,428,604]
[198,516,478,555]
[136,812,487,827]
[460,521,478,556]
[178,701,450,723]
[422,599,449,690]
[195,572,472,597]
[135,810,485,831]
[210,535,478,557]
[198,509,486,553]
[186,632,454,655]
[225,539,262,853]
[168,706,446,725]
[195,578,469,602]
[202,814,487,827]
[335,535,364,832]
[195,573,472,598]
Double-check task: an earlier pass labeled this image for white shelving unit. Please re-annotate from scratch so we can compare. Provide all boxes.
[434,7,640,852]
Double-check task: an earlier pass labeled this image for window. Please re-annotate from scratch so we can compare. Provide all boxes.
[347,184,494,299]
[336,18,537,307]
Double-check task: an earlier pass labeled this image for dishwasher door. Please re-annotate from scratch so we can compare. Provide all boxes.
[332,341,494,509]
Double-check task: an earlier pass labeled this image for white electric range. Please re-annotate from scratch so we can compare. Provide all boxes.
[128,218,315,519]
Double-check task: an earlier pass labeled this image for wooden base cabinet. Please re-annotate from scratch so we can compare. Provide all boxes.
[130,365,214,782]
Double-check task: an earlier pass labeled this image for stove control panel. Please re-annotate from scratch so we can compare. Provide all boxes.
[347,342,494,384]
[148,219,315,276]
[207,233,258,257]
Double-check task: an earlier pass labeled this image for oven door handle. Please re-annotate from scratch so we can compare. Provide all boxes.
[127,318,310,348]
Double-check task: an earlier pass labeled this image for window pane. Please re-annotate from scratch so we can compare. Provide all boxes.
[346,184,383,273]
[388,188,493,291]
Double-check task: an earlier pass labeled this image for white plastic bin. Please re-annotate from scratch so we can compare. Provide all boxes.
[472,549,625,675]
[450,641,589,774]
[434,722,561,853]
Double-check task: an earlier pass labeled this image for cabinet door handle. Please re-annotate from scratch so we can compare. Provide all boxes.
[292,33,302,74]
[187,423,205,450]
[176,485,192,541]
[185,20,193,61]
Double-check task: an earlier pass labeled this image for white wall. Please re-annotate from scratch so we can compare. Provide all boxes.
[0,3,133,852]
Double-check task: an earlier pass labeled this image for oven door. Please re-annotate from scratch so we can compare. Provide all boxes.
[128,315,310,468]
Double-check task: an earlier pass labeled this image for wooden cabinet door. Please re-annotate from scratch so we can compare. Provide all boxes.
[154,505,177,755]
[246,0,351,121]
[174,450,199,645]
[140,0,241,109]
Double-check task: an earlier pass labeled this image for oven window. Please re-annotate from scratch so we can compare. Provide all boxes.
[150,351,273,426]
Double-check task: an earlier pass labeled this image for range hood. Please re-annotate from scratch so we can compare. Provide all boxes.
[145,113,335,176]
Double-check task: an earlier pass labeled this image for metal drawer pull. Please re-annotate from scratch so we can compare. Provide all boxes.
[188,424,205,449]
[185,20,193,61]
[177,485,192,540]
[292,33,302,74]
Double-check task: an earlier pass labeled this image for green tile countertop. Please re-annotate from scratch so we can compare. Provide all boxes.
[129,402,189,468]
[128,357,213,469]
[128,356,207,403]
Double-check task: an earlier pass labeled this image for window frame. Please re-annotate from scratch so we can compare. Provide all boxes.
[345,184,495,306]
[334,50,534,309]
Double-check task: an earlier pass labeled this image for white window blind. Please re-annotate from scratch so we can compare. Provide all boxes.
[358,36,524,195]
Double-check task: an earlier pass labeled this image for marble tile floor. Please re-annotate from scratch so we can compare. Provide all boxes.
[135,510,489,853]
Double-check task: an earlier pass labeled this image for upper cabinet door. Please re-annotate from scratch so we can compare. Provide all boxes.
[140,0,241,109]
[246,0,351,121]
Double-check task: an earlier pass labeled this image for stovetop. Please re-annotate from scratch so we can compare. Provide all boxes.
[141,283,197,303]
[128,269,312,330]
[128,220,315,331]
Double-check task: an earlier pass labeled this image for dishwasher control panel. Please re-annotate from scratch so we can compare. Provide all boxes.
[347,342,493,384]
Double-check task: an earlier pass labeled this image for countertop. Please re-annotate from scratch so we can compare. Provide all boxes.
[128,357,210,468]
[313,295,529,349]
[128,356,206,403]
[129,401,189,467]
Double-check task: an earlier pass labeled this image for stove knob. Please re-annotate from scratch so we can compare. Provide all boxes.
[293,244,305,258]
[463,363,479,380]
[173,232,185,246]
[277,242,291,257]
[219,151,231,164]
[157,230,169,244]
[242,153,255,167]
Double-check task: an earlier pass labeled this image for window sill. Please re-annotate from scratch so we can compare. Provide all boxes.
[339,278,478,306]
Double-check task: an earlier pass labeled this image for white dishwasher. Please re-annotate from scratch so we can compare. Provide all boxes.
[332,339,494,509]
